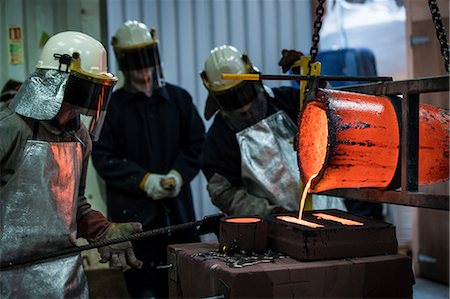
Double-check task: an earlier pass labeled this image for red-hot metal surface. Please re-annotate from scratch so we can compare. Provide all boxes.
[298,89,449,192]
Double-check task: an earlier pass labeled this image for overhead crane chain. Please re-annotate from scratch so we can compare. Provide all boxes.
[428,0,450,72]
[304,0,326,104]
[308,0,326,72]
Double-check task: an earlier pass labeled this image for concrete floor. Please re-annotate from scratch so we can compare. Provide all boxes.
[413,278,449,299]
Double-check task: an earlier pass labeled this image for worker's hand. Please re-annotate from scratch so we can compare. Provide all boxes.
[163,169,184,198]
[97,222,143,272]
[278,49,304,73]
[144,173,171,200]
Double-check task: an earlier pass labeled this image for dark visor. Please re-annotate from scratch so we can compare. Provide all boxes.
[64,74,114,141]
[115,44,160,71]
[212,81,264,111]
[64,74,113,112]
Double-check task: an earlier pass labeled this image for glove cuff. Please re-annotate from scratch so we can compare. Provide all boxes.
[139,172,151,191]
[77,210,112,241]
[170,169,184,186]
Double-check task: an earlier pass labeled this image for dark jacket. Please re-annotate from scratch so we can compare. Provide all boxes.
[201,86,300,187]
[92,84,205,232]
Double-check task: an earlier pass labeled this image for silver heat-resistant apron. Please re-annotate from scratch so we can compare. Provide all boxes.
[236,111,299,211]
[236,110,347,212]
[0,140,88,298]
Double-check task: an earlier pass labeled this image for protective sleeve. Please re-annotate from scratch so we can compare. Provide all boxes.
[75,124,95,221]
[77,210,112,240]
[201,115,243,186]
[206,173,279,216]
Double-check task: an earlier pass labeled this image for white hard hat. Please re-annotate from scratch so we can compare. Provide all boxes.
[203,45,251,92]
[36,31,111,77]
[111,20,165,94]
[12,31,117,141]
[201,45,262,120]
[112,20,154,49]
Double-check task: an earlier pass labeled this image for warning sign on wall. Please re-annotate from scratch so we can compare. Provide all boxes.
[8,26,24,65]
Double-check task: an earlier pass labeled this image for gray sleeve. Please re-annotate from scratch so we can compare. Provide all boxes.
[206,173,279,217]
[76,125,94,221]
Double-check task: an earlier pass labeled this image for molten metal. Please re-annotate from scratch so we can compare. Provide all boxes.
[225,217,261,223]
[313,213,364,226]
[298,89,449,192]
[276,216,324,228]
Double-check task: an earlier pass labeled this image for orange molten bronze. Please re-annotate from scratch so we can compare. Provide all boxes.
[313,213,364,226]
[298,89,449,192]
[225,217,261,223]
[276,216,324,228]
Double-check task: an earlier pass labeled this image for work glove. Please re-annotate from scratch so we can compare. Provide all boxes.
[278,49,304,73]
[77,210,143,272]
[207,173,279,216]
[144,173,171,200]
[162,169,184,198]
[97,222,144,272]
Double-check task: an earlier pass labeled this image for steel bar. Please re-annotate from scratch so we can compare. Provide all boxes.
[221,73,393,82]
[402,93,419,191]
[337,75,449,95]
[1,214,223,270]
[321,189,449,210]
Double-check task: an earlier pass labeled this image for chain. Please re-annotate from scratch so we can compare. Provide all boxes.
[304,0,326,104]
[428,0,450,73]
[308,0,326,73]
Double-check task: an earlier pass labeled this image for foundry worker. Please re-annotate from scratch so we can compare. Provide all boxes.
[0,31,143,298]
[0,79,22,106]
[200,45,347,217]
[91,20,205,298]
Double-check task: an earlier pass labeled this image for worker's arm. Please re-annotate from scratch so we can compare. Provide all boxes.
[77,210,143,272]
[207,173,282,216]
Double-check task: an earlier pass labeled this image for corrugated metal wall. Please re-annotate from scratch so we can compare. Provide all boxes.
[0,0,102,86]
[0,0,108,215]
[1,0,312,221]
[105,0,312,219]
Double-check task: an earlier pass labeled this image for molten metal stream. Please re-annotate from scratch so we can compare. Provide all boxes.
[277,173,367,228]
[298,173,318,220]
[277,174,323,229]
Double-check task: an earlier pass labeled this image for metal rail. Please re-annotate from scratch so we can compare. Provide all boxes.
[323,75,450,211]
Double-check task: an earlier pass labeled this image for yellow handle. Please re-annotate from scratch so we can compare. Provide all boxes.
[221,73,260,81]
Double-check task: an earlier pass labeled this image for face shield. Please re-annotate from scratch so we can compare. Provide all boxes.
[114,43,165,96]
[211,81,269,132]
[59,53,117,141]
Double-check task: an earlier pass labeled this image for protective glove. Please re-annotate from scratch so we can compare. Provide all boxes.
[143,173,171,200]
[207,173,279,216]
[162,169,184,198]
[278,49,328,88]
[77,210,143,272]
[97,222,144,272]
[278,49,304,73]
